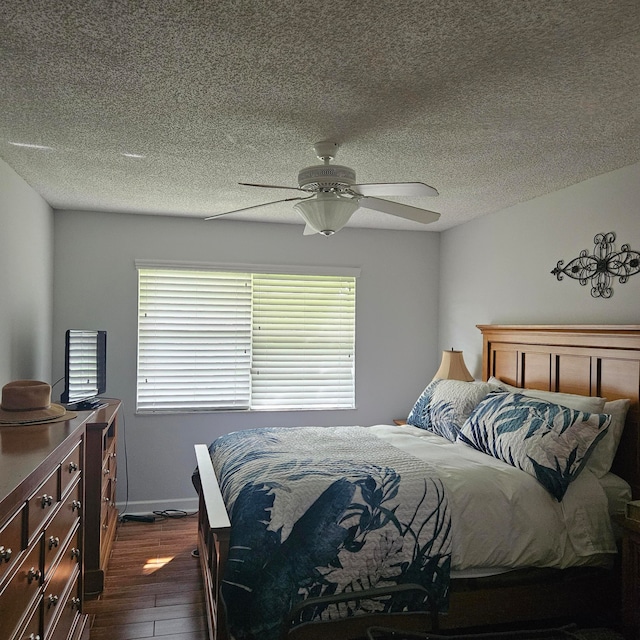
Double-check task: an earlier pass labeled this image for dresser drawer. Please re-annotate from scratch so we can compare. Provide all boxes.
[27,470,59,543]
[100,477,116,523]
[43,531,81,637]
[0,504,24,583]
[60,442,82,495]
[99,499,117,562]
[0,536,42,640]
[47,571,83,640]
[10,595,41,640]
[44,481,82,577]
[101,451,116,494]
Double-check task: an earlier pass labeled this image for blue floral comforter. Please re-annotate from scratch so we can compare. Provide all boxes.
[208,425,451,640]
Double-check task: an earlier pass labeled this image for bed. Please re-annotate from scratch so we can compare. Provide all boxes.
[193,324,640,640]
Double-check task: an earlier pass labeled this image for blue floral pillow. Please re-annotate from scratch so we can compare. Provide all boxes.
[407,379,493,441]
[458,392,611,501]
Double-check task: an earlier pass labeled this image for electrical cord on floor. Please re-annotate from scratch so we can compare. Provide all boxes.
[120,509,197,524]
[152,509,198,519]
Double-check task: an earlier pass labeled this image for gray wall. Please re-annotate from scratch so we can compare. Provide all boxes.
[439,162,640,379]
[4,154,638,514]
[52,211,440,512]
[0,158,54,385]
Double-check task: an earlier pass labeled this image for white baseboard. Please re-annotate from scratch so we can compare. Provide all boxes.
[116,496,199,517]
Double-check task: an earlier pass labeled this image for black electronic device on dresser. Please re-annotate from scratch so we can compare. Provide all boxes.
[61,330,107,410]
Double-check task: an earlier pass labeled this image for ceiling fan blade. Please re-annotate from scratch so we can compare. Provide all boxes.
[357,197,440,224]
[351,182,439,197]
[239,182,303,191]
[204,194,313,220]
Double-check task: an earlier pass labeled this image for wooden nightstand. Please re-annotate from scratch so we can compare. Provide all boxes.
[393,419,407,426]
[619,514,640,640]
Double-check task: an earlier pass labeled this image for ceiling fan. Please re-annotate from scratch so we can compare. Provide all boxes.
[205,141,441,236]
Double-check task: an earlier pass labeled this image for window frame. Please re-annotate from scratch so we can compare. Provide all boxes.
[135,260,360,414]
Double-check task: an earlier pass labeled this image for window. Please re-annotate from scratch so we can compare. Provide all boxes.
[136,263,357,413]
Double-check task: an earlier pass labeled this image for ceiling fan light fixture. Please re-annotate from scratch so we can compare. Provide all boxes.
[294,193,359,236]
[207,140,440,230]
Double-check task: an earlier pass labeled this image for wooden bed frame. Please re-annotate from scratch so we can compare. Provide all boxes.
[194,324,640,639]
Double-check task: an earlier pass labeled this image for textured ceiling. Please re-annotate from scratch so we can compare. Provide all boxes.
[1,1,639,232]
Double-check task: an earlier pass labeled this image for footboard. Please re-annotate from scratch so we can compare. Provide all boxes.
[195,444,231,640]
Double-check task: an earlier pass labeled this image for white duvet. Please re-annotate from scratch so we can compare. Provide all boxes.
[369,423,620,577]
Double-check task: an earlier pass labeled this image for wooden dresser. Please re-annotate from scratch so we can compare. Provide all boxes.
[83,400,120,597]
[0,398,121,639]
[0,412,89,640]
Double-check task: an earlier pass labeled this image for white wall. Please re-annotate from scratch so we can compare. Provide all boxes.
[0,158,54,385]
[439,162,640,378]
[53,211,440,512]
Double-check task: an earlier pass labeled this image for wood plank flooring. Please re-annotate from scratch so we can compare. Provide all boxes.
[84,514,207,640]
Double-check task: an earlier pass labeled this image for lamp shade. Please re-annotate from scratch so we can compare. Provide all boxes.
[294,192,359,236]
[433,349,474,381]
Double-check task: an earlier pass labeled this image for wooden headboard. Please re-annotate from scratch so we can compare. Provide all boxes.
[478,324,640,499]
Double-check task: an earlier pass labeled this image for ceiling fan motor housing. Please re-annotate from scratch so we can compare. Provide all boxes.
[298,164,356,192]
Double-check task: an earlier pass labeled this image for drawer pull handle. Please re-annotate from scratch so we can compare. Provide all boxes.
[71,547,81,560]
[103,497,110,503]
[28,634,41,640]
[102,523,108,530]
[41,495,53,508]
[0,546,12,562]
[71,596,81,610]
[48,536,60,550]
[27,567,41,583]
[72,500,82,512]
[47,594,59,608]
[103,468,110,475]
[68,461,78,473]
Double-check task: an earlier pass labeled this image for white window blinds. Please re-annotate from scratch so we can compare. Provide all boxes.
[252,273,356,410]
[137,269,252,411]
[136,266,356,413]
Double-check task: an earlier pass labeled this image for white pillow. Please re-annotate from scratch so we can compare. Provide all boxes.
[599,471,633,516]
[585,398,631,478]
[488,377,606,414]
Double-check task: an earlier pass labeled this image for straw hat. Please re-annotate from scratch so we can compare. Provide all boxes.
[0,380,77,426]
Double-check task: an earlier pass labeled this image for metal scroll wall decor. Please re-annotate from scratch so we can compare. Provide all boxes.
[551,232,640,299]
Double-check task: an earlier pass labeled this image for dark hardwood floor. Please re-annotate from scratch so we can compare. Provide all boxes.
[84,514,207,640]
